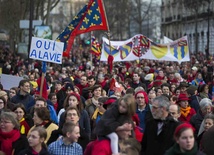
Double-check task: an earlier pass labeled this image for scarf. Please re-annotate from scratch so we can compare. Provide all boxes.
[180,106,191,118]
[92,97,99,107]
[166,143,198,155]
[91,108,104,120]
[0,129,20,155]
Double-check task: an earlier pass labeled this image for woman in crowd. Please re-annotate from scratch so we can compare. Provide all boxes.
[19,126,49,155]
[48,93,59,114]
[59,93,91,138]
[29,107,58,143]
[165,123,205,155]
[0,96,7,115]
[198,84,212,99]
[13,103,33,135]
[8,87,18,101]
[48,107,89,151]
[177,93,196,123]
[0,112,28,155]
[85,85,103,118]
[190,98,213,136]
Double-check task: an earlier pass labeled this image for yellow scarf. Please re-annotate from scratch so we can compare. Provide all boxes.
[92,108,104,120]
[180,106,191,118]
[20,118,25,134]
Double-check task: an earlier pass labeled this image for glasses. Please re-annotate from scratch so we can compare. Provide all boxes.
[66,113,78,117]
[152,105,160,110]
[0,120,12,124]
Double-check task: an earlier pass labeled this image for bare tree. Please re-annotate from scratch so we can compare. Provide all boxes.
[130,0,153,34]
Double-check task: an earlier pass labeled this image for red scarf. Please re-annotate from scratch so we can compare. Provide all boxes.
[0,129,20,155]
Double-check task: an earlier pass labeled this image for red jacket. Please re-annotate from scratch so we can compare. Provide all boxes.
[179,108,196,123]
[84,139,112,155]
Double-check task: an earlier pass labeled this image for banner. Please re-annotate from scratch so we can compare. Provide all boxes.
[1,74,23,90]
[29,37,64,64]
[100,35,190,63]
[142,36,190,63]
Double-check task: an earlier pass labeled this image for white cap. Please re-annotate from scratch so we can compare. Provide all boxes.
[192,66,198,71]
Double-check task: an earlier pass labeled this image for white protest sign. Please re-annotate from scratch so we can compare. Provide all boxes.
[29,37,64,64]
[1,74,23,90]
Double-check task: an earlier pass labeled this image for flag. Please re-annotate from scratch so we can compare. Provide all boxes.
[119,42,133,59]
[56,0,108,57]
[90,35,101,56]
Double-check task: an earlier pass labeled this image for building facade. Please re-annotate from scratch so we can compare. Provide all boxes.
[161,0,214,54]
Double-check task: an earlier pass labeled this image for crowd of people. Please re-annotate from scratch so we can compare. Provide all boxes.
[1,45,214,155]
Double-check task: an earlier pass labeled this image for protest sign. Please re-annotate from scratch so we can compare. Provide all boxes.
[0,74,23,90]
[29,37,64,64]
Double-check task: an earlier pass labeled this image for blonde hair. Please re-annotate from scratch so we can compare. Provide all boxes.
[119,94,136,116]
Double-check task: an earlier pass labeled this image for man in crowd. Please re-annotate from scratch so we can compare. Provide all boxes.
[141,95,179,155]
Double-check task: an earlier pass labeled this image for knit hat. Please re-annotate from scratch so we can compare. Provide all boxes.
[178,82,189,89]
[174,123,195,138]
[186,86,198,95]
[135,91,149,104]
[104,96,117,105]
[144,73,154,82]
[177,93,189,103]
[65,83,74,91]
[192,66,198,71]
[69,93,80,102]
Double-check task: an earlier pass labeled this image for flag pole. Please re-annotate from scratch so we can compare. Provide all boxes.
[101,0,113,74]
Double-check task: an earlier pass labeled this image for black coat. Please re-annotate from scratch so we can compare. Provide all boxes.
[141,116,179,155]
[190,110,204,136]
[201,125,214,155]
[0,134,29,155]
[18,147,49,155]
[94,103,130,136]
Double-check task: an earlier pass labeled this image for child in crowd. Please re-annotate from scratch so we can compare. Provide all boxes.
[94,94,136,155]
[19,126,49,155]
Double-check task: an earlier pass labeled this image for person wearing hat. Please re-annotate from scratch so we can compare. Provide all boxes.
[135,91,150,133]
[144,73,154,90]
[177,93,196,123]
[165,123,205,155]
[178,82,189,94]
[186,85,201,112]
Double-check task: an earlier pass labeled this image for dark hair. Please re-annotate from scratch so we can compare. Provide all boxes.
[34,107,50,121]
[13,103,27,116]
[65,107,81,118]
[198,84,208,93]
[126,88,135,95]
[35,97,47,107]
[10,87,19,94]
[48,93,56,100]
[88,75,96,81]
[18,79,30,87]
[91,84,102,93]
[63,93,83,112]
[161,83,170,89]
